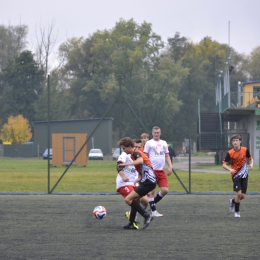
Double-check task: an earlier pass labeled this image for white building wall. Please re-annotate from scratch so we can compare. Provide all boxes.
[248,115,260,165]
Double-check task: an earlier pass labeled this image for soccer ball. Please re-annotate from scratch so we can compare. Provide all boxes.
[93,206,107,219]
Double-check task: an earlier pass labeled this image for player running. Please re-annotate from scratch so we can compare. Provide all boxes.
[144,126,173,217]
[117,137,156,230]
[222,134,253,217]
[116,147,149,229]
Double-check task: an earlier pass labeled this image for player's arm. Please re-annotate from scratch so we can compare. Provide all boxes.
[134,173,142,185]
[165,153,172,176]
[143,142,149,158]
[222,153,235,175]
[116,161,129,182]
[118,156,143,167]
[249,157,254,170]
[246,149,254,170]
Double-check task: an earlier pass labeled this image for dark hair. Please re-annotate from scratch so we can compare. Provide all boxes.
[118,137,134,147]
[133,139,142,144]
[230,134,242,141]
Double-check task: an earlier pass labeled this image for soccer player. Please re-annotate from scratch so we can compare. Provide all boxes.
[222,134,253,218]
[116,145,148,229]
[140,133,150,152]
[144,126,173,217]
[117,137,156,229]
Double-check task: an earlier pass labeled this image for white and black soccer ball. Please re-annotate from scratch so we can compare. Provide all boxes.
[93,206,107,219]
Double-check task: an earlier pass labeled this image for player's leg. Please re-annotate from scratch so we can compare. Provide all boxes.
[147,188,157,212]
[234,177,248,218]
[155,186,168,203]
[126,183,155,229]
[118,186,140,228]
[233,178,243,217]
[122,191,141,229]
[240,176,248,201]
[150,171,168,217]
[147,171,161,216]
[140,195,149,209]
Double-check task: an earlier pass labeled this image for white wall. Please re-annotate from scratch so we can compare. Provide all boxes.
[248,115,260,165]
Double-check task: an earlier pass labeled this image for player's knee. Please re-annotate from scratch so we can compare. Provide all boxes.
[161,187,168,195]
[125,197,131,205]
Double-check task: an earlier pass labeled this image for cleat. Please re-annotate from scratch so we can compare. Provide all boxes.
[229,199,234,213]
[125,211,130,220]
[132,221,139,229]
[152,211,163,217]
[234,212,241,218]
[122,222,138,230]
[143,213,153,229]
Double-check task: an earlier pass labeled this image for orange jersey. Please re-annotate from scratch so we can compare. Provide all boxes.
[130,149,153,174]
[223,146,252,177]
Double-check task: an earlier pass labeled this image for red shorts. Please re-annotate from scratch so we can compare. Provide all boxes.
[117,185,136,198]
[154,170,168,188]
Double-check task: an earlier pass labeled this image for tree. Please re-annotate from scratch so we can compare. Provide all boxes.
[0,50,45,123]
[244,46,260,80]
[0,115,32,144]
[34,21,59,77]
[0,24,28,72]
[167,32,188,63]
[33,68,72,121]
[58,19,188,140]
[166,36,229,140]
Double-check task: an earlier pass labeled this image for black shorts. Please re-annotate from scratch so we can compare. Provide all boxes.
[134,180,156,197]
[233,176,248,194]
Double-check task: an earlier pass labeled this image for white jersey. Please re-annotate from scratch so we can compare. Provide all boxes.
[116,152,139,189]
[144,139,169,170]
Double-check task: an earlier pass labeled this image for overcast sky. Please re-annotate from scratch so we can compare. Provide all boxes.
[1,0,260,56]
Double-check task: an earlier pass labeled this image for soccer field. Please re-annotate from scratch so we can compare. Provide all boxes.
[0,195,259,259]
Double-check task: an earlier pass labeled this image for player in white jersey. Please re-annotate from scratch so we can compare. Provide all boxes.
[116,149,148,229]
[144,126,173,217]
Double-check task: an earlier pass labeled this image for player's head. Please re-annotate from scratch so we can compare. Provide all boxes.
[230,134,242,141]
[152,126,161,140]
[118,137,134,147]
[140,133,149,145]
[118,137,135,154]
[230,134,242,148]
[133,139,142,150]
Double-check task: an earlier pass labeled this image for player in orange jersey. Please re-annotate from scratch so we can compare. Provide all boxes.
[117,137,156,229]
[223,134,253,218]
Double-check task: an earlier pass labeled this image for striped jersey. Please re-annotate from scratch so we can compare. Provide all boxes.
[223,146,252,178]
[130,149,156,183]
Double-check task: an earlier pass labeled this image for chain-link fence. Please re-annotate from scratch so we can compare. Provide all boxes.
[1,140,259,194]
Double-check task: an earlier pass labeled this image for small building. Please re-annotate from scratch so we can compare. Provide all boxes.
[33,118,113,157]
[52,133,88,166]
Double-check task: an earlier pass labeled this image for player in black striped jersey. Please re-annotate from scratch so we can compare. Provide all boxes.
[118,137,156,229]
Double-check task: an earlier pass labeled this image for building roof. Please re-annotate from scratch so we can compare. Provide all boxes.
[33,118,114,124]
[241,80,260,86]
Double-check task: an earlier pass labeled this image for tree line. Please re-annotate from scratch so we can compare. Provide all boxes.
[0,19,260,144]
